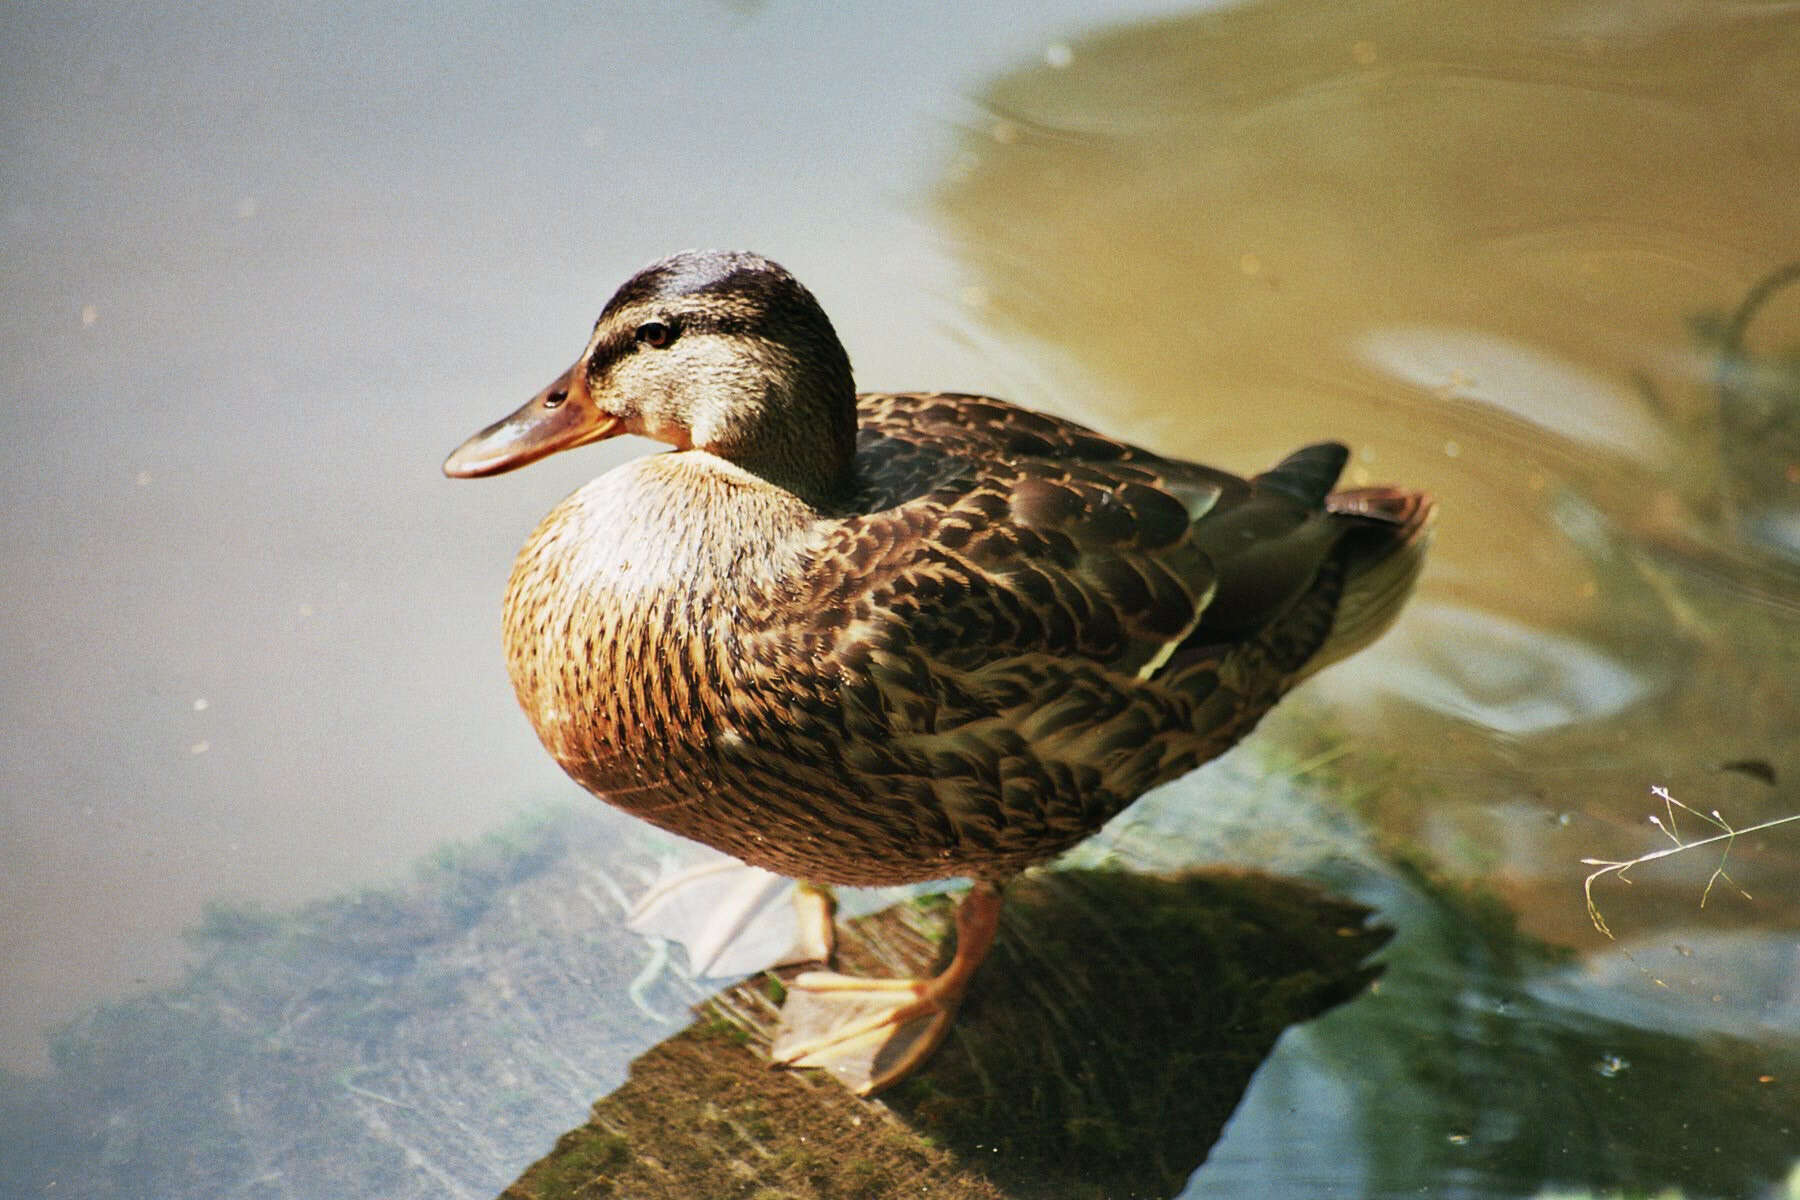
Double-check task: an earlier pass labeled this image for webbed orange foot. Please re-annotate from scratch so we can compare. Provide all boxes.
[771,881,1001,1096]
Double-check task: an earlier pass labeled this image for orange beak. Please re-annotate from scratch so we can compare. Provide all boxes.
[442,362,624,478]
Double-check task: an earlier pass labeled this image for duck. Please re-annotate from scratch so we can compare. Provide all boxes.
[445,250,1434,1096]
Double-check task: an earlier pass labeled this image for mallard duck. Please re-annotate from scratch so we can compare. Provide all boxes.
[445,250,1433,1095]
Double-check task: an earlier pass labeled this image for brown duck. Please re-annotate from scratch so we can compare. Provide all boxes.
[446,250,1433,1095]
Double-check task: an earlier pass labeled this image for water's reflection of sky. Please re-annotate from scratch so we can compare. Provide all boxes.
[5,1,1799,1197]
[2,0,1181,1070]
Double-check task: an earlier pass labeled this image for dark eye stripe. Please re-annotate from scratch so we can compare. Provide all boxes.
[585,309,764,380]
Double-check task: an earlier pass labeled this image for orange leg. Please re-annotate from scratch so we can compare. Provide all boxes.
[771,881,1002,1096]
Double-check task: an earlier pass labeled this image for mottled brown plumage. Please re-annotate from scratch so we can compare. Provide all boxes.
[447,250,1433,1093]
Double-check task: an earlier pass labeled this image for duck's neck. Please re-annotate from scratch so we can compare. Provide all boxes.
[697,364,859,511]
[517,452,816,617]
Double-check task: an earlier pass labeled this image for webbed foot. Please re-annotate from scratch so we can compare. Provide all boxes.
[771,881,1001,1096]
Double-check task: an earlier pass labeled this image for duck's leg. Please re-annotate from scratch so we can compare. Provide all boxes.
[791,880,837,964]
[771,881,1001,1097]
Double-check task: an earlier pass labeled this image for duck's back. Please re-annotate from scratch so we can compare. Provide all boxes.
[506,391,1431,886]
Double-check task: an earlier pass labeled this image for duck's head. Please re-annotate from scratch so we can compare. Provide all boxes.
[444,250,857,503]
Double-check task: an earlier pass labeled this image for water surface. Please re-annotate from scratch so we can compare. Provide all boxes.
[4,1,1798,1197]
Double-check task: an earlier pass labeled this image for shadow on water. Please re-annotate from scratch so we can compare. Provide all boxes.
[504,867,1388,1200]
[881,870,1385,1197]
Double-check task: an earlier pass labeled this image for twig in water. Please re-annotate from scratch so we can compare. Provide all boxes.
[1581,786,1799,939]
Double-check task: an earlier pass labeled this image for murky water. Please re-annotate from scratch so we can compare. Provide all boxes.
[4,1,1797,1197]
[939,0,1800,926]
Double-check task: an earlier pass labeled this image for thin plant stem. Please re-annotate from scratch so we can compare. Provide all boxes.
[1581,786,1799,939]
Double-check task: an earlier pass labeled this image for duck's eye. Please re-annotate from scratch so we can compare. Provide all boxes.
[635,321,675,349]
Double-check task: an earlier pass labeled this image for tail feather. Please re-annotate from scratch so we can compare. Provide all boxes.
[1299,487,1436,676]
[1254,441,1349,507]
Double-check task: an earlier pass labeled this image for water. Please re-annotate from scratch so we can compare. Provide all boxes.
[4,1,1797,1197]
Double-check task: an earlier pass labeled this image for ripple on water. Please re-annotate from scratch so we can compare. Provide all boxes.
[1324,601,1653,735]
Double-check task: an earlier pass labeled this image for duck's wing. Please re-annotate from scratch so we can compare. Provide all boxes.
[825,393,1357,683]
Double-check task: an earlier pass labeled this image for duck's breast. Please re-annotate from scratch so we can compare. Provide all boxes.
[501,454,817,807]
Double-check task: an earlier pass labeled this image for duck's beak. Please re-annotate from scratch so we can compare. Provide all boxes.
[443,363,624,478]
